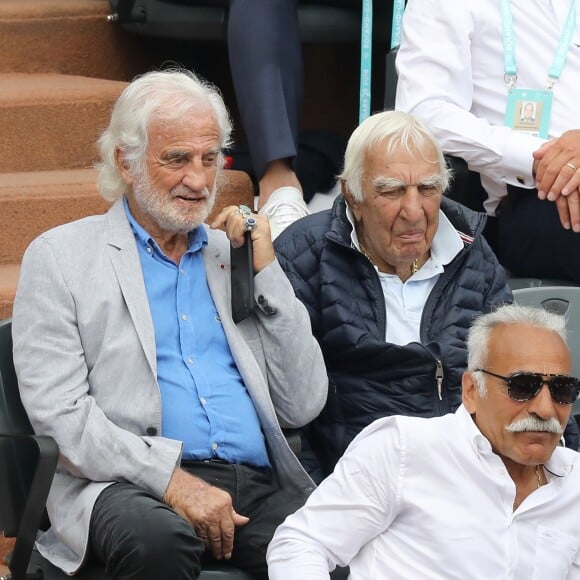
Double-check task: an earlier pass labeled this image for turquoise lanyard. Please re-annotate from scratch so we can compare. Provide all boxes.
[500,0,576,89]
[359,0,373,122]
[390,0,406,49]
[359,0,407,122]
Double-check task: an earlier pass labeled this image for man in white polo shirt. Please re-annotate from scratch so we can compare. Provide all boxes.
[268,304,580,579]
[274,110,518,482]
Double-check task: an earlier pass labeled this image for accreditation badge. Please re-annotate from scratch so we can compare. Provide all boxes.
[505,88,553,138]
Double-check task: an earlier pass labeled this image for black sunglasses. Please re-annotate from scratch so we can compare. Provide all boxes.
[475,369,580,405]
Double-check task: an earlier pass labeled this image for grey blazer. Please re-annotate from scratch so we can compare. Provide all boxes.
[12,199,328,573]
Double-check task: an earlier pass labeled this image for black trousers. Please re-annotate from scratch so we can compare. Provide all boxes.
[494,186,580,283]
[89,462,308,580]
[228,0,303,181]
[227,0,365,182]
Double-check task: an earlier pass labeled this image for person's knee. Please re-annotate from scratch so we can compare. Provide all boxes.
[91,485,204,579]
[113,515,202,579]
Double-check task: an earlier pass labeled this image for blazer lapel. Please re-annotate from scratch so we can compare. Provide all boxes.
[107,199,157,376]
[202,228,265,389]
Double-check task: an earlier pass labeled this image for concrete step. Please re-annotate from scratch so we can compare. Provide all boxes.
[0,0,156,80]
[0,168,254,319]
[0,72,127,172]
[0,168,110,265]
[0,168,254,265]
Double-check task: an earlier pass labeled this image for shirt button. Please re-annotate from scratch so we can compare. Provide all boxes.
[211,442,218,451]
[499,469,505,476]
[181,313,188,321]
[200,397,207,405]
[179,268,185,275]
[187,358,193,365]
[146,247,153,254]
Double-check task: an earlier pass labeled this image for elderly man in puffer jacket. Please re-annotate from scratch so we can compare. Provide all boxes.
[275,111,578,481]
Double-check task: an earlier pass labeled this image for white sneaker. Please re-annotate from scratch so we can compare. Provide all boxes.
[259,186,309,240]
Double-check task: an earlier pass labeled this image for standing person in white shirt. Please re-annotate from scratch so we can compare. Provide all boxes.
[395,0,580,283]
[267,303,580,579]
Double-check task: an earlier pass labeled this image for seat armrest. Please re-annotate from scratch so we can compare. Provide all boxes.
[0,434,58,579]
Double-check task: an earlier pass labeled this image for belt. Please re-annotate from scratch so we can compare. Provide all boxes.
[181,458,229,466]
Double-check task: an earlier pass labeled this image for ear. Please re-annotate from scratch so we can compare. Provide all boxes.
[341,180,363,222]
[115,148,134,186]
[462,371,478,414]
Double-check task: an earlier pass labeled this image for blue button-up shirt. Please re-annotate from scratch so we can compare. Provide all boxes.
[125,199,270,466]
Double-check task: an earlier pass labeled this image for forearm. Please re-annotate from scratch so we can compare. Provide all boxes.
[268,426,400,577]
[252,260,328,426]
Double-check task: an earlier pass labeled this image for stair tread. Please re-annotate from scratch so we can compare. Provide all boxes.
[0,169,98,197]
[0,264,20,288]
[0,73,127,105]
[0,0,108,19]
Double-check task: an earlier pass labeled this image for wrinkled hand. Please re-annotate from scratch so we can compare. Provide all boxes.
[163,468,249,560]
[533,130,580,201]
[210,205,275,273]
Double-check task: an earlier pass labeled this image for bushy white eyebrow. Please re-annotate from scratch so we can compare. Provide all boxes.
[373,174,444,190]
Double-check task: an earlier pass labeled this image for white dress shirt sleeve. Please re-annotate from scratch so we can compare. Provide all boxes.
[395,0,544,195]
[267,418,402,579]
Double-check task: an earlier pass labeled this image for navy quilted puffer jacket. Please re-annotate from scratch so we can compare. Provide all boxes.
[275,195,513,477]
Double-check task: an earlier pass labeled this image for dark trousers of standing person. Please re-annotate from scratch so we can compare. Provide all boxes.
[494,185,580,284]
[89,461,309,580]
[228,0,304,182]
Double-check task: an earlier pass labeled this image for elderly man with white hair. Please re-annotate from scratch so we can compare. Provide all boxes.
[267,303,580,579]
[11,68,327,579]
[274,110,520,482]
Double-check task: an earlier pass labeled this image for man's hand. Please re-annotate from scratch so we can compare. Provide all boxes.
[533,130,580,202]
[163,468,249,560]
[555,189,580,232]
[211,205,275,273]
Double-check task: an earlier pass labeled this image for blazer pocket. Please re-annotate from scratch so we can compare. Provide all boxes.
[532,526,580,579]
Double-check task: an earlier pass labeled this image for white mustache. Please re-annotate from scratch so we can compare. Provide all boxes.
[505,416,564,435]
[170,185,209,199]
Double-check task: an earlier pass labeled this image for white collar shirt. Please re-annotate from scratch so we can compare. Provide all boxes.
[346,206,464,344]
[396,0,580,214]
[267,405,580,579]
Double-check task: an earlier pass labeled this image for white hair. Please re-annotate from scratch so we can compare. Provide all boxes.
[339,110,452,202]
[467,304,568,396]
[95,68,233,201]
